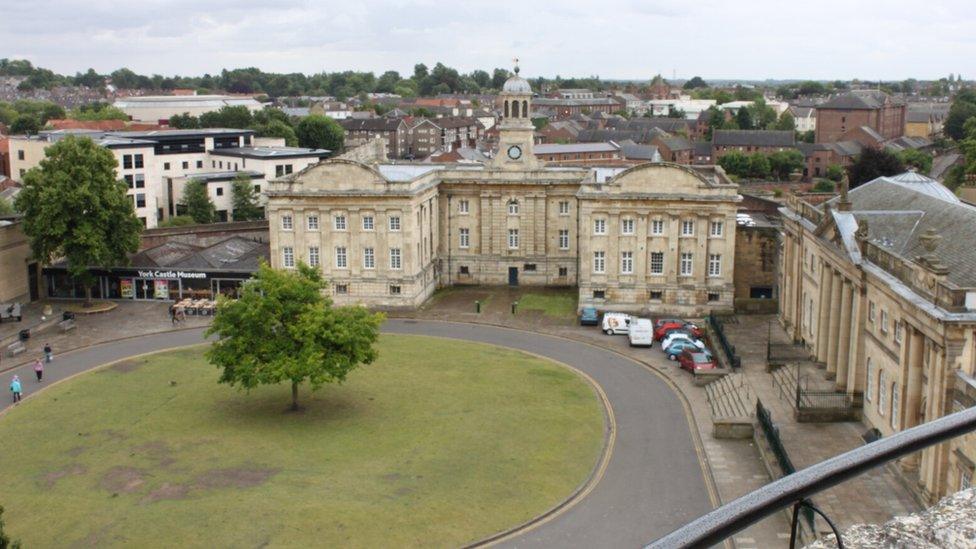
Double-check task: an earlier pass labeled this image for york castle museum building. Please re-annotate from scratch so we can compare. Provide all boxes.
[267,69,742,315]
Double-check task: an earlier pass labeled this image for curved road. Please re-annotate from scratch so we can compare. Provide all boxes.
[1,319,711,547]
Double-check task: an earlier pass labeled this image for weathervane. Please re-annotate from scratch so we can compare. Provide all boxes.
[513,57,520,75]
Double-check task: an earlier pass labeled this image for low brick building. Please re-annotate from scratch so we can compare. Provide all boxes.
[652,136,695,164]
[534,142,621,163]
[712,130,796,160]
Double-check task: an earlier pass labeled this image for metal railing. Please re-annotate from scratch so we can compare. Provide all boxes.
[645,405,976,549]
[706,315,741,369]
[756,399,815,533]
[796,388,854,411]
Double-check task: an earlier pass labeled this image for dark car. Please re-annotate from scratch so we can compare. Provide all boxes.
[579,307,599,326]
[678,350,718,373]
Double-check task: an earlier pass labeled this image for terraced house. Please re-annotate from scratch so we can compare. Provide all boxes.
[779,172,976,503]
[267,69,741,315]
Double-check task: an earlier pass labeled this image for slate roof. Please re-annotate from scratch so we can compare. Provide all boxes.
[340,118,404,132]
[535,142,619,154]
[617,140,660,161]
[694,142,712,157]
[127,237,269,272]
[659,137,694,151]
[713,130,795,147]
[822,176,976,287]
[819,90,898,110]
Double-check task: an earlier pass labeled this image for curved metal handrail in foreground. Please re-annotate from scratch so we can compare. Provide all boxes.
[646,405,976,549]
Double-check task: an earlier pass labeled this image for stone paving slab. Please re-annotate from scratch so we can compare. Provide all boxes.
[0,300,210,374]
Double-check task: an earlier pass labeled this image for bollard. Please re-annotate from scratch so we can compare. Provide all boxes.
[475,300,481,313]
[511,301,518,315]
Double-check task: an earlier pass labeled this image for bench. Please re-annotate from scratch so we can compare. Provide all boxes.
[6,341,26,357]
[58,318,77,333]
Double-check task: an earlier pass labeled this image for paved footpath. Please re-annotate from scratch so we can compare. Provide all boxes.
[1,319,714,548]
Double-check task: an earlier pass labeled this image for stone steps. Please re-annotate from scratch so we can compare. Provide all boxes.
[705,372,754,419]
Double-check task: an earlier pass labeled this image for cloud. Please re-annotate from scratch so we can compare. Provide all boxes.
[1,0,974,80]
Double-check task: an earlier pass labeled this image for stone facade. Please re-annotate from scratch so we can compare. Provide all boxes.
[0,218,34,302]
[779,173,976,504]
[266,69,740,316]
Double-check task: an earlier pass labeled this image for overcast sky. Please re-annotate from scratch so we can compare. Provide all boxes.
[3,0,973,81]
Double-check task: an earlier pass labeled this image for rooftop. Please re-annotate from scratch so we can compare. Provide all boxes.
[713,130,795,147]
[819,90,900,110]
[209,146,330,159]
[535,142,619,154]
[129,236,269,272]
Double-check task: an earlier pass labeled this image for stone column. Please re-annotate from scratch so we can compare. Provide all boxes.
[816,264,833,363]
[832,279,854,383]
[825,270,842,374]
[900,327,925,471]
[844,285,863,392]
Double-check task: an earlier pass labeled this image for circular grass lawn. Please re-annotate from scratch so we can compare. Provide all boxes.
[0,335,606,547]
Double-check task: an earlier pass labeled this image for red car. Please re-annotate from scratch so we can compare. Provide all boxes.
[677,350,717,373]
[653,321,704,341]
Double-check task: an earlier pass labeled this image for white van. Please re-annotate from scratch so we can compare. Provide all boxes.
[628,318,654,347]
[602,312,632,335]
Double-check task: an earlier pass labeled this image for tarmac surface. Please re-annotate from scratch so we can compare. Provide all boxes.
[1,318,713,548]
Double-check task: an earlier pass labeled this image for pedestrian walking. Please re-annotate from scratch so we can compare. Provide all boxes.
[44,343,53,363]
[170,305,177,325]
[34,359,44,382]
[10,375,22,403]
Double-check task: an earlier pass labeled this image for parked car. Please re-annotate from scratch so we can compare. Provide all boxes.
[677,350,718,373]
[654,318,686,329]
[627,318,654,347]
[654,320,704,340]
[602,312,632,335]
[0,302,22,323]
[662,332,706,352]
[665,340,712,361]
[579,307,600,326]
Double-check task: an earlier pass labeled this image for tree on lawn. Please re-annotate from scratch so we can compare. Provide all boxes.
[0,505,22,549]
[295,114,344,152]
[14,136,141,306]
[183,179,216,224]
[847,147,905,188]
[231,174,263,221]
[768,150,805,180]
[205,263,384,411]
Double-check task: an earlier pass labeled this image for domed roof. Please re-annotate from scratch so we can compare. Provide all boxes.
[502,75,532,94]
[885,171,960,204]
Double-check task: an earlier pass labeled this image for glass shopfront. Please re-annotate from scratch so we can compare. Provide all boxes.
[44,267,250,302]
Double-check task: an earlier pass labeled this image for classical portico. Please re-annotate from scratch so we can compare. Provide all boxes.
[778,172,976,503]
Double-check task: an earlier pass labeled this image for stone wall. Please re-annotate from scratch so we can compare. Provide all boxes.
[805,488,976,548]
[0,219,31,302]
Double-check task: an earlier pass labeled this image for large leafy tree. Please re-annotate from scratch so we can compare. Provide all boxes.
[182,179,216,224]
[898,149,933,174]
[206,263,384,411]
[295,114,344,151]
[945,89,976,141]
[768,150,805,180]
[14,136,141,305]
[231,174,263,221]
[847,147,905,188]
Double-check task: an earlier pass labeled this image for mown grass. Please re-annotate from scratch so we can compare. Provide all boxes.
[0,335,604,548]
[517,291,579,318]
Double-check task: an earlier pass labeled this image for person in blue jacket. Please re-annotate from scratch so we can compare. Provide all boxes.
[10,375,22,403]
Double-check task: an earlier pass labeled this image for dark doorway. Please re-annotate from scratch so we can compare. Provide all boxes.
[750,286,774,299]
[27,263,39,301]
[508,267,518,286]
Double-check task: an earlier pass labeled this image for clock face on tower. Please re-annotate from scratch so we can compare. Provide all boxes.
[507,145,523,160]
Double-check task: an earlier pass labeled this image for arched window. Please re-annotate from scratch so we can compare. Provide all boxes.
[522,100,528,118]
[504,101,509,118]
[508,199,519,215]
[512,100,520,118]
